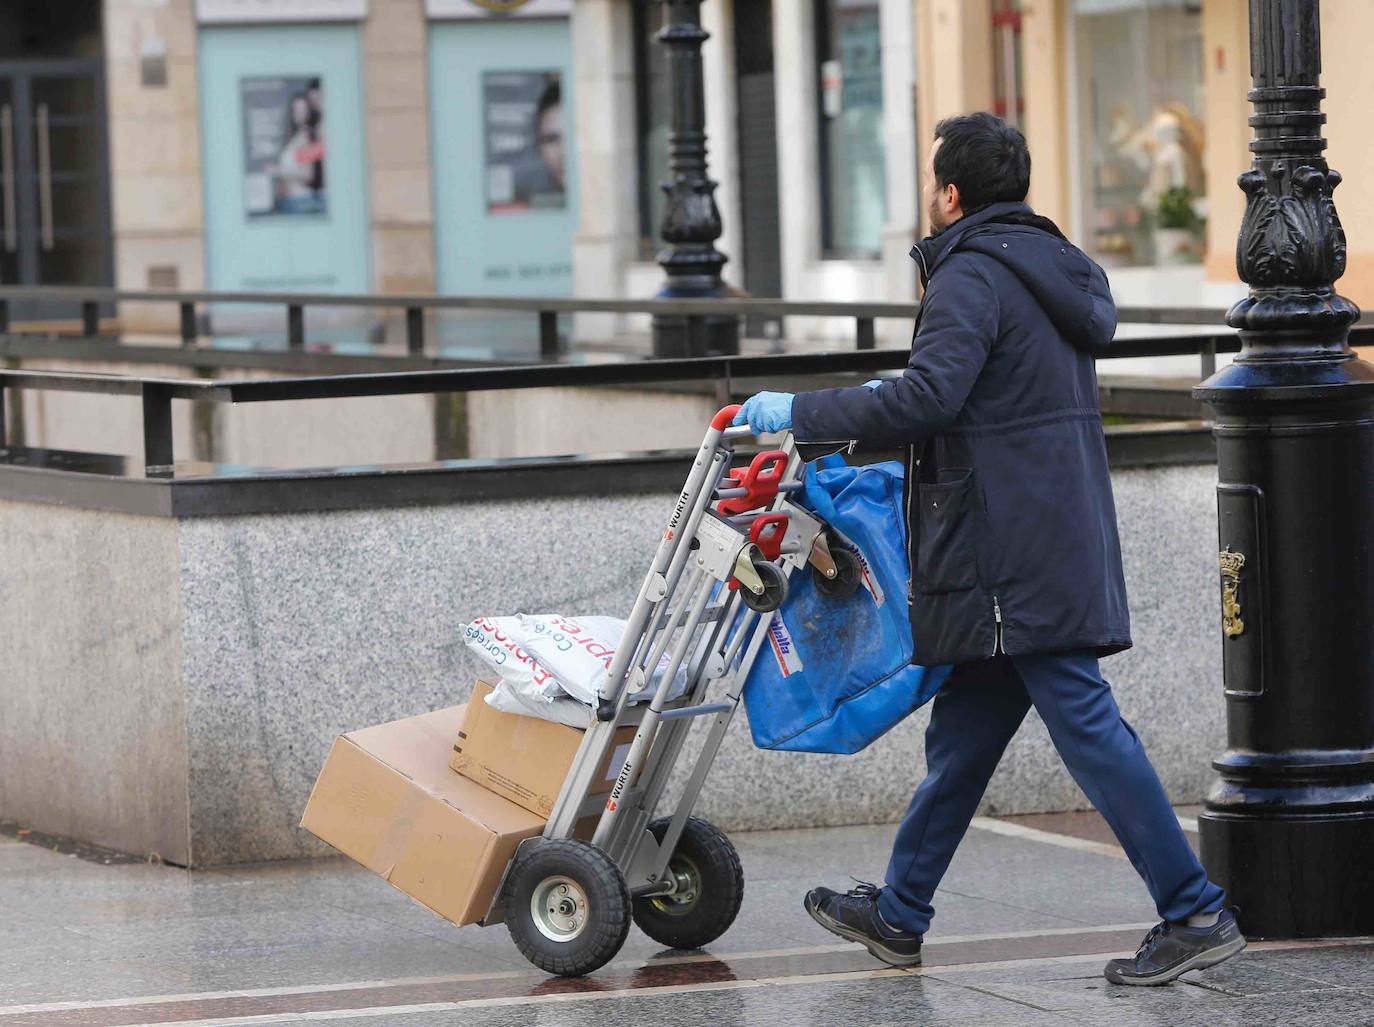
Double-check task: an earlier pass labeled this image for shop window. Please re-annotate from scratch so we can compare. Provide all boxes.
[815,0,886,260]
[1072,0,1206,268]
[634,1,670,260]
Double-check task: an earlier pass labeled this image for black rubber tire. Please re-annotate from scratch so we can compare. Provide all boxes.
[632,816,744,950]
[502,839,631,977]
[740,561,788,614]
[814,545,862,599]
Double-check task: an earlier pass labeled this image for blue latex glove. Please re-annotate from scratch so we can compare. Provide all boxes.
[732,391,795,433]
[863,379,883,389]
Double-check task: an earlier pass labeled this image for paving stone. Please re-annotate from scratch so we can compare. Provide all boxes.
[0,821,1365,1027]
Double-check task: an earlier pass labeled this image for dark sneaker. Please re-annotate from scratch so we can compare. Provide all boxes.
[1104,908,1246,986]
[804,881,923,967]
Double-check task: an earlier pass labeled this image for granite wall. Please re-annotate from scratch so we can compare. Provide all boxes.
[0,462,1225,865]
[0,504,192,863]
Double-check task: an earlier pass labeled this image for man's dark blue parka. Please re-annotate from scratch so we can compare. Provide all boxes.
[792,201,1131,667]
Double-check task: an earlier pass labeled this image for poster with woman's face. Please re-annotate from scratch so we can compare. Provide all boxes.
[483,70,565,213]
[241,76,327,217]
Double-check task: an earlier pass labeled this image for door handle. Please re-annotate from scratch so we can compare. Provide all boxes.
[0,104,15,253]
[36,102,52,252]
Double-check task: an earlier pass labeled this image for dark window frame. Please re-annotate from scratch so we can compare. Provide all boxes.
[813,0,886,262]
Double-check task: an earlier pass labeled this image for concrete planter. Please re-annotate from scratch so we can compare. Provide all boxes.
[0,463,1225,865]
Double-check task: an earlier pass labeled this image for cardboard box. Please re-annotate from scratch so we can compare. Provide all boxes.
[301,705,544,928]
[452,679,637,818]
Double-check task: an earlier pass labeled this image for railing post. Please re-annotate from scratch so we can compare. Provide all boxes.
[539,310,560,359]
[81,301,99,337]
[0,299,9,334]
[141,383,173,472]
[406,306,424,355]
[1200,336,1217,379]
[180,302,197,346]
[856,317,876,350]
[714,362,731,408]
[287,304,305,350]
[685,314,703,355]
[0,382,6,449]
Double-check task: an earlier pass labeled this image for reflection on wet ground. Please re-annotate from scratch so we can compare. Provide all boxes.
[0,814,1370,1027]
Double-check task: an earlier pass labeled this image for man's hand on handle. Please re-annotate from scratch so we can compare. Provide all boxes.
[732,392,795,434]
[733,381,882,436]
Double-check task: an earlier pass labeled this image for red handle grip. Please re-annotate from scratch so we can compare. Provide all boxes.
[712,404,743,431]
[749,513,789,561]
[717,449,789,515]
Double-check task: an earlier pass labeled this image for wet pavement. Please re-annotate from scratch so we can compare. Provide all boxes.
[0,812,1369,1026]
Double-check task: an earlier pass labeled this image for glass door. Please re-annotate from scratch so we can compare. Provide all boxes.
[0,75,21,287]
[0,59,112,319]
[28,68,110,288]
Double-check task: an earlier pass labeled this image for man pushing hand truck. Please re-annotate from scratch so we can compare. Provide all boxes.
[732,112,1245,987]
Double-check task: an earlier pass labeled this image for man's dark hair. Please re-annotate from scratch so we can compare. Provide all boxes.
[933,112,1031,212]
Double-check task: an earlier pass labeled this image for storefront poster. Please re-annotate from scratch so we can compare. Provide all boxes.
[241,76,327,217]
[483,70,565,213]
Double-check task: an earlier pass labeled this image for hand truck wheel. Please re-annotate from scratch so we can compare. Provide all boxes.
[739,561,788,614]
[501,839,631,977]
[814,545,862,599]
[632,816,744,950]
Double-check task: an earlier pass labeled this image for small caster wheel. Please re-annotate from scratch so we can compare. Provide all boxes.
[632,816,744,950]
[502,839,631,977]
[739,561,788,614]
[814,545,862,599]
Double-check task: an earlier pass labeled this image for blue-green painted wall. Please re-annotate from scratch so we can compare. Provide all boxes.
[199,24,371,293]
[428,18,576,297]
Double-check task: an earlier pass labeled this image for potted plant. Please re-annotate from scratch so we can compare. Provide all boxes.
[1153,186,1203,266]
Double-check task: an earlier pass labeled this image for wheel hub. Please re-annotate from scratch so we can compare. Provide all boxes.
[650,855,702,917]
[531,876,589,943]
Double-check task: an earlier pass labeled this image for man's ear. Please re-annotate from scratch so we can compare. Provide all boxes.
[946,182,961,214]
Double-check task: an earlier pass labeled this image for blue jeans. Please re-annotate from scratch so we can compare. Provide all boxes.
[878,650,1225,935]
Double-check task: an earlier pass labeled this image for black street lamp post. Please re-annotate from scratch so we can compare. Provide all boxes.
[1194,0,1374,937]
[652,0,739,358]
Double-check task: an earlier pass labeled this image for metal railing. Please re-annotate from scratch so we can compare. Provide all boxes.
[0,332,1288,476]
[0,284,1303,360]
[0,285,923,356]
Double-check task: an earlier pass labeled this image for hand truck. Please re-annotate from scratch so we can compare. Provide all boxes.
[482,405,863,977]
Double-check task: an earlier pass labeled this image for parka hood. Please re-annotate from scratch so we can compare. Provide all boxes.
[912,201,1117,354]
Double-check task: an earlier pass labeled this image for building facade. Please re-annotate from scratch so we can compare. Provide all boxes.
[9,0,1374,334]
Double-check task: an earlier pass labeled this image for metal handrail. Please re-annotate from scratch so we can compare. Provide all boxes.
[4,294,1368,476]
[0,284,927,316]
[0,331,1267,474]
[0,283,1310,359]
[0,335,1250,402]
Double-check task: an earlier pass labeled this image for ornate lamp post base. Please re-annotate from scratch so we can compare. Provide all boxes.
[1196,365,1374,937]
[1193,0,1374,938]
[652,279,741,358]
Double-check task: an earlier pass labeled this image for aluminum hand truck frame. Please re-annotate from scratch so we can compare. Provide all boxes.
[482,405,862,977]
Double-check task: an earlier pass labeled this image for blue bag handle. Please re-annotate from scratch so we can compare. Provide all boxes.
[799,453,847,524]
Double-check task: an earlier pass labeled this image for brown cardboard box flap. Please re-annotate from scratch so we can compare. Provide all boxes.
[341,706,543,834]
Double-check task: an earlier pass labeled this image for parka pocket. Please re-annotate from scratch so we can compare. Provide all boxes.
[916,468,979,594]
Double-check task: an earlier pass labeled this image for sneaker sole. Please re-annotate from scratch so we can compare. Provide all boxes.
[1103,935,1247,986]
[803,895,922,967]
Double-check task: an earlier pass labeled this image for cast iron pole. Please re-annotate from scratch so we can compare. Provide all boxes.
[1194,0,1374,937]
[652,0,739,357]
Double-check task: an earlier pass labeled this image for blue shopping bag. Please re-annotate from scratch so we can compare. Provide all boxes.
[741,456,951,754]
